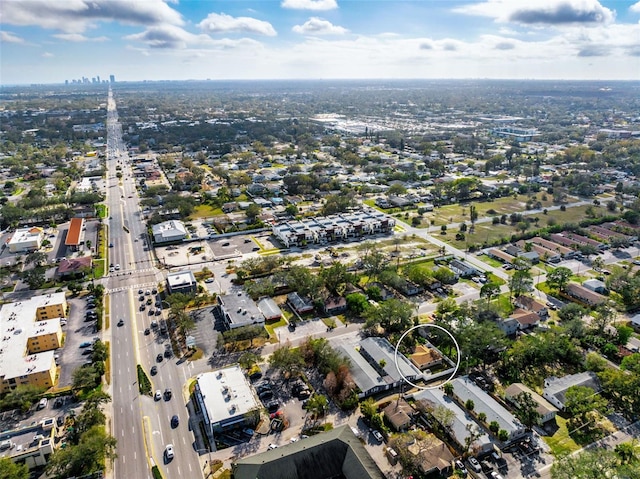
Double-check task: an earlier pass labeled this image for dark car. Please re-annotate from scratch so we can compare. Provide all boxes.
[259,390,274,401]
[156,354,163,363]
[164,388,172,400]
[164,349,172,358]
[256,384,272,395]
[139,295,145,302]
[144,328,151,335]
[266,401,280,413]
[117,319,124,327]
[150,366,158,375]
[139,305,146,311]
[171,415,179,428]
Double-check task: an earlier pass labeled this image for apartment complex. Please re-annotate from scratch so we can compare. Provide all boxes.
[0,293,66,394]
[272,210,395,248]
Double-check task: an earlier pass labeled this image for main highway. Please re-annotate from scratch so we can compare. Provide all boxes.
[105,88,203,479]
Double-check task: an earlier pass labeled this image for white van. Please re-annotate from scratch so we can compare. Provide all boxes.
[37,398,48,410]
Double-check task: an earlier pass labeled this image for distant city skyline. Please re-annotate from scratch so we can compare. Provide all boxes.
[1,0,639,85]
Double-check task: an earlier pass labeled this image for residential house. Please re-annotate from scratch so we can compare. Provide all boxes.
[324,296,347,315]
[510,309,541,331]
[543,372,602,411]
[582,279,609,295]
[410,345,443,371]
[514,296,548,319]
[504,383,558,425]
[407,434,455,476]
[287,292,314,315]
[382,398,414,431]
[449,259,477,278]
[564,283,606,306]
[257,297,282,322]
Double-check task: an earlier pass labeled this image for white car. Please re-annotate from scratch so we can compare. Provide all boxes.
[165,444,174,460]
[371,430,384,442]
[268,443,278,450]
[154,390,161,401]
[115,264,120,270]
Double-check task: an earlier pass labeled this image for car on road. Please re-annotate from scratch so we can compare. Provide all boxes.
[154,390,162,401]
[156,354,163,362]
[139,305,146,311]
[171,415,179,428]
[205,278,214,283]
[117,319,124,327]
[109,243,113,248]
[144,328,151,335]
[165,444,174,460]
[267,444,278,450]
[115,264,120,270]
[371,430,384,442]
[164,388,172,400]
[150,366,157,375]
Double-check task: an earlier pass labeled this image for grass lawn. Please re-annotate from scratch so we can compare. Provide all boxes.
[264,318,288,341]
[477,254,504,268]
[542,415,581,456]
[188,204,223,219]
[93,259,105,279]
[96,204,108,219]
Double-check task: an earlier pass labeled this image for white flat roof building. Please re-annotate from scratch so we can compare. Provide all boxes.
[166,270,197,294]
[8,227,44,253]
[194,366,260,437]
[152,220,187,243]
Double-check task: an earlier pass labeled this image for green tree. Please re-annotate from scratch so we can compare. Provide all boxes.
[72,365,100,391]
[363,298,414,334]
[565,385,608,431]
[239,351,261,370]
[443,382,454,396]
[46,425,117,477]
[91,340,108,363]
[547,267,573,292]
[21,267,46,290]
[512,392,541,430]
[245,203,262,223]
[558,303,587,323]
[498,429,509,442]
[305,394,328,419]
[360,398,378,420]
[0,384,44,412]
[551,448,633,479]
[346,293,369,315]
[0,458,29,479]
[592,304,617,335]
[480,282,501,304]
[269,342,304,377]
[465,399,475,411]
[509,269,533,299]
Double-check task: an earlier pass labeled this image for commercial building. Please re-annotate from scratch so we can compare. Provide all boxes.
[56,256,93,279]
[232,425,385,479]
[215,291,265,331]
[0,418,56,471]
[194,366,260,440]
[8,227,44,253]
[491,126,539,142]
[166,270,197,295]
[65,217,84,251]
[152,220,187,243]
[272,210,395,248]
[0,293,66,394]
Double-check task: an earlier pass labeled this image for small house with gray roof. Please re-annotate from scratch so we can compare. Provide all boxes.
[543,372,601,411]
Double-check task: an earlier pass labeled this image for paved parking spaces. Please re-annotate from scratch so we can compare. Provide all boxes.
[58,296,100,387]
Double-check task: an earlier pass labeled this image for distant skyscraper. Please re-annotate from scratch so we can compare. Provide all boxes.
[110,75,115,83]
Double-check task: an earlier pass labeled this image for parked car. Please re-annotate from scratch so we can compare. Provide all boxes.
[266,401,280,413]
[144,328,151,335]
[371,430,384,442]
[259,390,274,400]
[490,472,504,479]
[454,459,468,476]
[37,398,48,410]
[267,443,278,450]
[467,457,482,473]
[79,342,92,348]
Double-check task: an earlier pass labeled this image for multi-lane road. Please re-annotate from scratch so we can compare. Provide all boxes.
[105,88,203,479]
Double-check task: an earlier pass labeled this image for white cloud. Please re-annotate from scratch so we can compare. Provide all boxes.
[454,0,615,25]
[631,1,640,13]
[42,52,53,57]
[198,12,276,36]
[0,0,184,33]
[281,0,338,11]
[53,33,108,42]
[0,31,25,43]
[292,17,348,35]
[125,25,212,49]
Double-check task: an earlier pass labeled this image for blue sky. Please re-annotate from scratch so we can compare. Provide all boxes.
[1,0,639,85]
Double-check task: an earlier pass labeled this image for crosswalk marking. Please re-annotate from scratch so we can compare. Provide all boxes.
[107,282,158,294]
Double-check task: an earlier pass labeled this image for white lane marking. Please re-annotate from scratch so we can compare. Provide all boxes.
[122,455,125,464]
[132,426,135,434]
[189,463,192,472]
[178,466,181,475]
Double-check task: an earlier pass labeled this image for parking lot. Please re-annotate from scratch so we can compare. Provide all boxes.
[57,295,100,387]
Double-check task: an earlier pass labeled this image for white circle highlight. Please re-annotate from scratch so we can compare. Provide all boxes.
[393,323,461,391]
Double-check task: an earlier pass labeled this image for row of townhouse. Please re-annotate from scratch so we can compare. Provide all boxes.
[272,210,395,248]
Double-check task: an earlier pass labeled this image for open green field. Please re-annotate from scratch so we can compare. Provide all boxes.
[447,204,609,249]
[188,204,223,219]
[96,204,107,219]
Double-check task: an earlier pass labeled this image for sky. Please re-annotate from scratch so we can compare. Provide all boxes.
[1,0,639,85]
